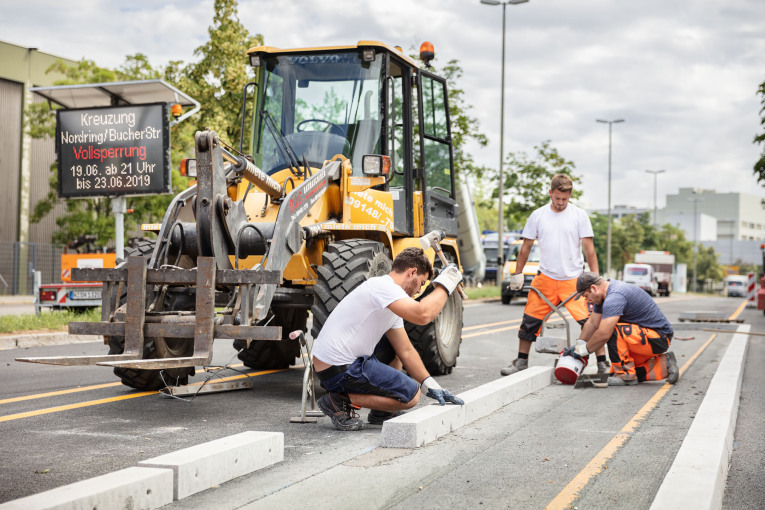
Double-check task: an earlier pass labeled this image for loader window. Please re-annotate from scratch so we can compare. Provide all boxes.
[253,51,384,175]
[420,75,452,197]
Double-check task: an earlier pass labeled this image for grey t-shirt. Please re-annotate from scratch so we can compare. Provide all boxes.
[593,279,674,336]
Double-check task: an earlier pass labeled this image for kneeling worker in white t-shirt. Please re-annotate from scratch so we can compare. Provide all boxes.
[312,247,464,431]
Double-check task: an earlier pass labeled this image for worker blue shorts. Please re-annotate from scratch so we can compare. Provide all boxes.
[317,337,419,404]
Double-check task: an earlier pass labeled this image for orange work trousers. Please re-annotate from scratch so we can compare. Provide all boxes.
[518,273,590,342]
[607,323,672,382]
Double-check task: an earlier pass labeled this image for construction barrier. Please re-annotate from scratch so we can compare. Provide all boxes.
[746,272,757,308]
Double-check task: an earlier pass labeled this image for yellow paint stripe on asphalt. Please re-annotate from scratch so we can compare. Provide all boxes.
[0,382,124,405]
[545,333,718,510]
[0,369,283,423]
[0,363,247,406]
[463,319,521,331]
[729,299,746,321]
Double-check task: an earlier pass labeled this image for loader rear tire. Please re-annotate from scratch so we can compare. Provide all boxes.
[405,287,463,375]
[405,255,464,375]
[311,239,392,340]
[234,309,306,370]
[106,240,195,391]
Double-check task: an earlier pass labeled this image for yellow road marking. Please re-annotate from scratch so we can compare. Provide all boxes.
[0,369,282,423]
[463,319,521,331]
[729,299,746,320]
[1,363,246,406]
[545,333,718,510]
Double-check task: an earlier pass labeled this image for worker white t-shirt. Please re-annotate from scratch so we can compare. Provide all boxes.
[522,202,594,280]
[312,274,408,366]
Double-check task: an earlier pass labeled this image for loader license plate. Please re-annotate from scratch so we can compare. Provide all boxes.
[70,289,101,300]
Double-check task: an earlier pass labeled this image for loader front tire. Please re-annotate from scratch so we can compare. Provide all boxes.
[106,240,195,391]
[234,309,306,370]
[311,239,392,340]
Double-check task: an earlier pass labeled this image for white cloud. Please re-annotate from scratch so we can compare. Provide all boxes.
[3,0,764,210]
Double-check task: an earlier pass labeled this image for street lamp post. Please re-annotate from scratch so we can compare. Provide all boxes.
[482,0,529,285]
[596,118,625,276]
[645,169,665,227]
[689,191,704,292]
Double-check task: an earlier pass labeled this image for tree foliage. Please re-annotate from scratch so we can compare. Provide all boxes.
[27,0,261,248]
[754,78,765,185]
[497,141,582,230]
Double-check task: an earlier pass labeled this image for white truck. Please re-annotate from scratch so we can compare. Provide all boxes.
[634,250,675,297]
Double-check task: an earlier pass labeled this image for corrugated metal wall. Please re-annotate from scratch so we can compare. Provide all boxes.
[0,77,22,244]
[28,94,65,244]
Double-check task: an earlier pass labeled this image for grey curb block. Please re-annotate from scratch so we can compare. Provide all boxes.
[0,332,99,351]
[0,432,284,510]
[650,324,749,510]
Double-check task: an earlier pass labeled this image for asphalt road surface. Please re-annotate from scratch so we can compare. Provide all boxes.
[1,294,763,508]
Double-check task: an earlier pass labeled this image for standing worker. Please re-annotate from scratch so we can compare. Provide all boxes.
[564,272,679,386]
[312,247,464,431]
[501,174,609,376]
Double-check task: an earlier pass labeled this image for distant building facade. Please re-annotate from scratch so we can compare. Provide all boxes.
[0,40,77,245]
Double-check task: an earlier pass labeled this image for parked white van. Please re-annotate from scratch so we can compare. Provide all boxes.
[724,275,748,297]
[623,263,658,296]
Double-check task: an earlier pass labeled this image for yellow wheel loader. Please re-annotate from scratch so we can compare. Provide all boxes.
[19,41,464,391]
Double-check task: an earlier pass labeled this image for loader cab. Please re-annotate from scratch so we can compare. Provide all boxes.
[246,42,458,237]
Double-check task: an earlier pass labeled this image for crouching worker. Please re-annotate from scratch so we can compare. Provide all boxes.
[563,272,679,386]
[312,247,465,431]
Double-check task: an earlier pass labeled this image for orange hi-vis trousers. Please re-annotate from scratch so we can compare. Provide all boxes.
[518,273,590,342]
[607,323,672,382]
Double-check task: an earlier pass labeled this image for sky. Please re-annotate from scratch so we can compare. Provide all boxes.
[3,0,765,212]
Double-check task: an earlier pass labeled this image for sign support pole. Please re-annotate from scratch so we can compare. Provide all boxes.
[112,196,126,261]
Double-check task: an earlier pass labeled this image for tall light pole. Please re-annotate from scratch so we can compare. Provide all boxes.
[596,118,625,276]
[645,169,665,227]
[689,190,704,292]
[482,0,529,285]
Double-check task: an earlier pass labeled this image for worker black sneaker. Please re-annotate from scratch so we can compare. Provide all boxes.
[665,351,679,384]
[367,409,404,425]
[317,392,364,431]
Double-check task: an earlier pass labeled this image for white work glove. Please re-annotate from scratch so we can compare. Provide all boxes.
[433,264,463,295]
[508,273,524,291]
[574,339,589,357]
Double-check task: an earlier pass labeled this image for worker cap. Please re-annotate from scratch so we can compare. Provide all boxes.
[574,272,602,300]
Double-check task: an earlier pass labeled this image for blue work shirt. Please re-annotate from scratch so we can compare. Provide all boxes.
[593,279,674,336]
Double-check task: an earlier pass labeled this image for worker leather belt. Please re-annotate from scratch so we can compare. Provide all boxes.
[316,364,350,382]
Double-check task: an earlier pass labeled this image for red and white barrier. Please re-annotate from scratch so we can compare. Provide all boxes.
[746,272,757,308]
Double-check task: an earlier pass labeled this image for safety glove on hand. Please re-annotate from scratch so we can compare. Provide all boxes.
[508,273,524,291]
[433,264,463,295]
[422,376,464,405]
[562,340,590,365]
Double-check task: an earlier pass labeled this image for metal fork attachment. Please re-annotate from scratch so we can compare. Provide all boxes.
[16,256,281,368]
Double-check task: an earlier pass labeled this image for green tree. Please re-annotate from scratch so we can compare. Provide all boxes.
[28,0,262,248]
[500,141,582,230]
[181,0,262,147]
[694,245,726,289]
[754,78,765,184]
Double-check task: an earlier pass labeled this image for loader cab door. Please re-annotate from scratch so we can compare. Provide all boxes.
[386,56,415,236]
[416,69,458,237]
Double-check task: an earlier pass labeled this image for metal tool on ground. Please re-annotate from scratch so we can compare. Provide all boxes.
[419,230,468,300]
[529,286,608,388]
[532,287,575,355]
[289,330,323,423]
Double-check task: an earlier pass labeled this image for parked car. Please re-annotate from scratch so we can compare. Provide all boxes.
[724,275,748,297]
[623,263,658,296]
[501,240,540,304]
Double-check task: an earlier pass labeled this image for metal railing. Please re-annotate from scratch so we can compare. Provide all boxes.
[0,241,64,295]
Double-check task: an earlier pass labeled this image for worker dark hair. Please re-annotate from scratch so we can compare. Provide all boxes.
[392,247,433,280]
[551,174,573,193]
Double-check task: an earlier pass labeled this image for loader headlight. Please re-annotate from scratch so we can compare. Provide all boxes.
[361,155,391,177]
[249,54,263,67]
[180,158,197,178]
